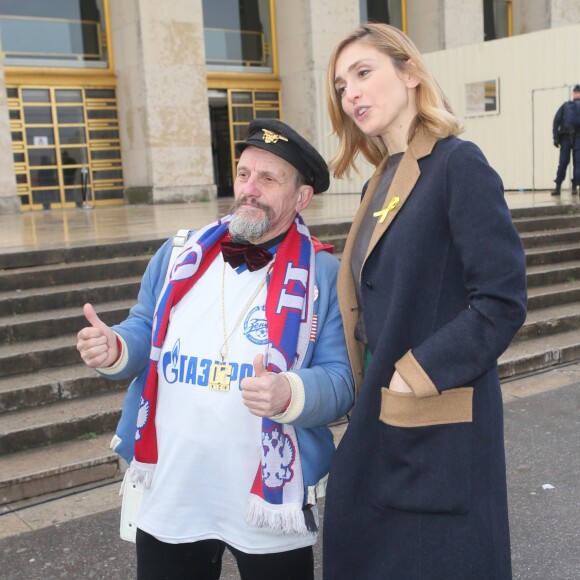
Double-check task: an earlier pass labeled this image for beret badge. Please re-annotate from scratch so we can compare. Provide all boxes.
[262,129,289,144]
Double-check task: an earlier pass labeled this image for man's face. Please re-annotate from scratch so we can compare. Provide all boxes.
[574,90,580,100]
[230,146,312,243]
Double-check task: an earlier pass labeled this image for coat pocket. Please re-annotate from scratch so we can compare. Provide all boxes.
[377,386,473,514]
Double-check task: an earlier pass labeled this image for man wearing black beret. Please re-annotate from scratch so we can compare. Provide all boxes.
[77,119,354,579]
[237,119,330,194]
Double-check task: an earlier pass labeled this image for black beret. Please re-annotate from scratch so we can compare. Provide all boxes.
[574,84,580,92]
[236,119,330,193]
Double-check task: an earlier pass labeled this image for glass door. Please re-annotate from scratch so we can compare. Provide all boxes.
[7,85,123,210]
[228,88,281,179]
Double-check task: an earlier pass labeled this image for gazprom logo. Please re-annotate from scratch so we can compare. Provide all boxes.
[161,338,180,384]
[171,339,180,367]
[160,337,253,388]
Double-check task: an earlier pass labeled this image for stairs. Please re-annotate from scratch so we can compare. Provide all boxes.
[499,205,580,378]
[0,240,154,509]
[1,204,580,510]
[0,224,349,509]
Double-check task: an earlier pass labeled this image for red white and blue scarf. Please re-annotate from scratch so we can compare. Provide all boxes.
[128,214,316,534]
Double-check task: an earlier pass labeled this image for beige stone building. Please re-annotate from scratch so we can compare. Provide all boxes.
[0,0,579,213]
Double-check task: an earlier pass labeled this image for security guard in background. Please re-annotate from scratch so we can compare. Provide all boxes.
[552,84,580,196]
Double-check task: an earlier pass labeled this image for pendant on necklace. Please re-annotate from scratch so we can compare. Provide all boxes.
[208,361,233,392]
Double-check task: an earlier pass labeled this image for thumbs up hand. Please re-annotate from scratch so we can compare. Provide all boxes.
[76,303,119,368]
[240,354,292,417]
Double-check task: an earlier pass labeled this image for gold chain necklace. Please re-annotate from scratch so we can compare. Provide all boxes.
[208,262,270,392]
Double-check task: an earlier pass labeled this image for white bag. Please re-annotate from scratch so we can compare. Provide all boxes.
[116,230,190,543]
[119,470,144,543]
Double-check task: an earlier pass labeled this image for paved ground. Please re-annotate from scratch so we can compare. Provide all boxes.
[1,364,579,579]
[505,380,580,580]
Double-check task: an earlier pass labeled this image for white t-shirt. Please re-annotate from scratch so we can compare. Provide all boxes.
[136,255,316,553]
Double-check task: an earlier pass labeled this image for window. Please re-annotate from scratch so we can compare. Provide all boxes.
[7,85,123,209]
[202,0,274,73]
[0,0,109,68]
[484,0,512,41]
[360,0,405,32]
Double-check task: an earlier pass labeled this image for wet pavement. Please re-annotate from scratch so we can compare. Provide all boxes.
[0,188,578,255]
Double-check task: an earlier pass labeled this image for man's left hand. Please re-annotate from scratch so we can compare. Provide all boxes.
[241,354,292,417]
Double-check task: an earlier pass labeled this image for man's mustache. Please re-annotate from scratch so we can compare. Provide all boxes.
[230,196,271,213]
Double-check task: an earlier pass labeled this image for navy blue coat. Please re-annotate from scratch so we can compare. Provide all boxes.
[553,99,580,140]
[323,129,527,579]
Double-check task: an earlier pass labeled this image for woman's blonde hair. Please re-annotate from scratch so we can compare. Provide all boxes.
[326,23,463,178]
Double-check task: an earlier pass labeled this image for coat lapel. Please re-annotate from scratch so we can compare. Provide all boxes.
[365,128,437,262]
[337,128,438,394]
[337,158,389,391]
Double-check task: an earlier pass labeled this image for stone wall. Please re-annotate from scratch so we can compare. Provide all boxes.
[275,0,358,155]
[109,0,216,203]
[0,47,20,213]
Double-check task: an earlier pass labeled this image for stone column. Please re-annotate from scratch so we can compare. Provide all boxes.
[550,0,580,28]
[0,47,21,213]
[512,0,549,34]
[109,0,215,204]
[442,0,483,48]
[275,0,359,193]
[407,0,483,52]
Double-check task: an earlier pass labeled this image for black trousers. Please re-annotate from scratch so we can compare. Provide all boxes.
[555,135,580,186]
[136,528,315,580]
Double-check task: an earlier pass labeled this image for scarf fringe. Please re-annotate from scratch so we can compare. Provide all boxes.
[127,460,156,488]
[245,495,313,536]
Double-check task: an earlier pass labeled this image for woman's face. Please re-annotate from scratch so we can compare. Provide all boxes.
[333,40,418,147]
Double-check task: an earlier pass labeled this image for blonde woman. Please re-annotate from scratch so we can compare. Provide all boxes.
[323,23,527,579]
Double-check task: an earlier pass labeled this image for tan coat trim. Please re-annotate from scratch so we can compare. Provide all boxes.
[365,128,438,262]
[379,386,473,428]
[395,350,439,398]
[337,128,438,396]
[336,164,387,394]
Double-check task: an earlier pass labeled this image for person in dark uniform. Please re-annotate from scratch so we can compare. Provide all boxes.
[551,84,580,196]
[322,23,527,580]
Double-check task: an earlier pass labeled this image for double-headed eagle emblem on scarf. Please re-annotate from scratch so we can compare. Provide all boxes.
[261,425,296,489]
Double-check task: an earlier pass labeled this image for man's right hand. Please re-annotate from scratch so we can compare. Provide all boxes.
[76,303,119,368]
[554,139,560,148]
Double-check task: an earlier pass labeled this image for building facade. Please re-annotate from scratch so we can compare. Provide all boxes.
[0,0,579,212]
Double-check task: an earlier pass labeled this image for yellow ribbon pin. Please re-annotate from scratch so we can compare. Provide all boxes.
[373,196,400,223]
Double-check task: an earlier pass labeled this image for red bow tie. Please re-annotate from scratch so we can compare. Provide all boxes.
[221,241,273,271]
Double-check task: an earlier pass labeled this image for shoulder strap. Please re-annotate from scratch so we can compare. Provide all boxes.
[172,229,190,249]
[164,229,190,284]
